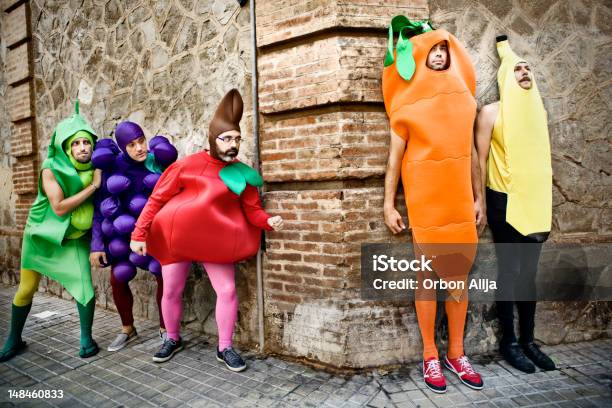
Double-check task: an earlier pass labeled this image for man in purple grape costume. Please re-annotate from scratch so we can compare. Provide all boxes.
[90,121,177,351]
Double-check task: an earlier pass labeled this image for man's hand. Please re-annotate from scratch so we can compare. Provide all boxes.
[475,199,487,235]
[384,206,406,234]
[267,215,284,231]
[90,251,107,268]
[92,169,102,189]
[130,240,147,256]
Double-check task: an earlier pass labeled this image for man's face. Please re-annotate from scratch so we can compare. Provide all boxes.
[125,136,148,162]
[214,130,241,162]
[426,41,449,71]
[514,62,532,89]
[70,137,93,163]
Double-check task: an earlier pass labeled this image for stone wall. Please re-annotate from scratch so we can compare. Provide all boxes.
[429,0,612,361]
[1,0,262,347]
[431,0,611,240]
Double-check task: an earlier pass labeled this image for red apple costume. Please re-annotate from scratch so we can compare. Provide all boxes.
[131,89,272,349]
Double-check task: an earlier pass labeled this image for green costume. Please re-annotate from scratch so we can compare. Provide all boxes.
[0,102,99,362]
[20,102,97,305]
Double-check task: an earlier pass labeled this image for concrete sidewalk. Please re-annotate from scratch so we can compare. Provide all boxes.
[0,286,610,408]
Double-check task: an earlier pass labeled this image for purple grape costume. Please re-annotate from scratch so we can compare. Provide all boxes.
[91,121,177,330]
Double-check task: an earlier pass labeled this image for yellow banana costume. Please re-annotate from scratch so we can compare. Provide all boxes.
[488,40,552,236]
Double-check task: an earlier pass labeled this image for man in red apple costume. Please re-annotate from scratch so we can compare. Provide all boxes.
[130,89,283,370]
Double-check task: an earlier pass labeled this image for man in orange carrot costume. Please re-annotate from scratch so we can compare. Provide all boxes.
[382,16,485,393]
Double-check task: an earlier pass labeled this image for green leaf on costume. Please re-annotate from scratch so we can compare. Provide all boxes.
[219,164,246,195]
[384,15,434,81]
[219,162,263,195]
[144,152,165,174]
[396,30,415,81]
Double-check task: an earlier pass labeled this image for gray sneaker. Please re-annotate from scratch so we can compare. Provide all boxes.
[107,329,138,352]
[160,330,167,343]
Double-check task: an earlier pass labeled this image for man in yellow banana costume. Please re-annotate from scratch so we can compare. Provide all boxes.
[475,35,555,373]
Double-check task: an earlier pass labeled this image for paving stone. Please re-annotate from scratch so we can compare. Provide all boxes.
[0,287,610,408]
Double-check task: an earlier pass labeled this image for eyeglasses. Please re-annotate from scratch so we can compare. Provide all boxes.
[217,136,242,144]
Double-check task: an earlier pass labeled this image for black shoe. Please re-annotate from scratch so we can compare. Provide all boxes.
[79,340,99,358]
[153,337,183,363]
[500,342,535,373]
[521,342,556,371]
[216,347,246,372]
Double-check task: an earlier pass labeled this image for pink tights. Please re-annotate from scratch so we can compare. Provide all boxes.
[161,261,237,350]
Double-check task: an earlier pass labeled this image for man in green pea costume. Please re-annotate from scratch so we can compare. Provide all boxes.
[0,102,102,362]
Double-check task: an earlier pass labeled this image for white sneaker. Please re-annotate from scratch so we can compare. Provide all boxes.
[107,329,138,352]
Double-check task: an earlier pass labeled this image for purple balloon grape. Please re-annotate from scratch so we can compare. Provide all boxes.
[143,173,161,190]
[151,142,178,165]
[113,261,137,283]
[96,138,119,149]
[129,251,151,268]
[101,218,115,237]
[107,174,131,194]
[148,258,162,276]
[128,194,148,216]
[108,238,130,258]
[100,196,120,219]
[113,214,136,235]
[149,135,169,150]
[92,147,116,170]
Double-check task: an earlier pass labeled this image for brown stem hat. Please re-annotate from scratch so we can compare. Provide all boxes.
[209,89,243,160]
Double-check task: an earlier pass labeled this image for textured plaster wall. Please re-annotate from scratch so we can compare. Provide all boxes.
[26,0,260,347]
[427,0,611,354]
[431,0,611,239]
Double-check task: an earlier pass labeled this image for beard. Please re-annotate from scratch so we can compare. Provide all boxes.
[217,147,238,162]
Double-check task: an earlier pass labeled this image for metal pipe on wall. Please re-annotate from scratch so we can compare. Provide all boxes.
[246,0,266,353]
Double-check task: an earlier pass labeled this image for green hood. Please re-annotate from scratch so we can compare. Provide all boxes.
[42,101,97,197]
[20,101,98,305]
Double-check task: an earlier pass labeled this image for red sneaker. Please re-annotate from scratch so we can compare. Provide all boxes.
[444,355,484,390]
[422,358,447,393]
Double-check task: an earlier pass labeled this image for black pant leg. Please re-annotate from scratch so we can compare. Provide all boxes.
[516,239,543,344]
[487,189,523,347]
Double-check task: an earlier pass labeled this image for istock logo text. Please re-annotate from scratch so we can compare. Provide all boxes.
[372,255,433,272]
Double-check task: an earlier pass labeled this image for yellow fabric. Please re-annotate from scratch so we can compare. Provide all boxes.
[486,111,509,193]
[495,40,552,235]
[13,269,41,307]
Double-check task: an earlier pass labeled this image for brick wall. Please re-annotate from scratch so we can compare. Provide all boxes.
[0,0,37,283]
[260,108,388,181]
[256,0,429,367]
[10,120,34,157]
[256,0,429,47]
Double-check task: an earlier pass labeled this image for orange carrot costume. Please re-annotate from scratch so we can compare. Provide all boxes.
[383,20,477,246]
[382,17,478,360]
